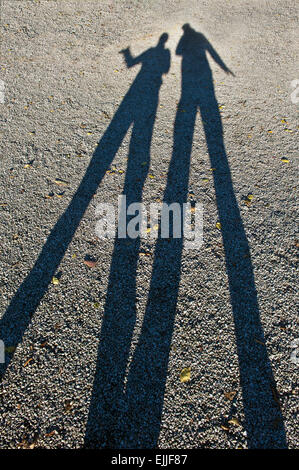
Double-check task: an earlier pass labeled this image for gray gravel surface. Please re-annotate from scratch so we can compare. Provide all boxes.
[0,0,298,449]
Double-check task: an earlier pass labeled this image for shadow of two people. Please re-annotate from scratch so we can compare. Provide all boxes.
[84,24,286,449]
[0,24,286,449]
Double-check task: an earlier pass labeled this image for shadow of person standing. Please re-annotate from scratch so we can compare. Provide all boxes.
[120,24,287,449]
[0,33,170,385]
[84,35,170,447]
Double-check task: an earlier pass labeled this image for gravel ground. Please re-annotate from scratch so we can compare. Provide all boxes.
[0,0,298,449]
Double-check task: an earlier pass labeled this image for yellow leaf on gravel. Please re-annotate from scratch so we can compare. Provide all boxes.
[180,367,191,383]
[216,222,221,230]
[228,417,241,427]
[281,158,289,163]
[221,424,229,431]
[54,178,68,186]
[52,276,59,285]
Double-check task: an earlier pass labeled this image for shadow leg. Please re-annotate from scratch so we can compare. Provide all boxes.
[84,109,157,448]
[0,92,134,378]
[199,82,287,448]
[121,101,197,448]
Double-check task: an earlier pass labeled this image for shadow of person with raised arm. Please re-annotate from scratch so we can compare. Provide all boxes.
[84,34,170,447]
[0,34,170,380]
[119,24,287,449]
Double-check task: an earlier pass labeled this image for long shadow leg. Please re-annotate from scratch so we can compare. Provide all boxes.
[120,101,197,448]
[198,81,287,448]
[0,89,135,378]
[84,109,157,448]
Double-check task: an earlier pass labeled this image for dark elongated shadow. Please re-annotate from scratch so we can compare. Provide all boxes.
[84,35,171,446]
[119,24,286,449]
[0,34,170,378]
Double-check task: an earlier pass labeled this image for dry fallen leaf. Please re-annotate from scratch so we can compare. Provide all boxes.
[221,424,229,431]
[54,178,68,186]
[228,417,241,427]
[23,358,33,367]
[180,367,191,383]
[52,276,59,285]
[64,400,73,412]
[216,222,221,230]
[84,259,97,268]
[224,391,237,401]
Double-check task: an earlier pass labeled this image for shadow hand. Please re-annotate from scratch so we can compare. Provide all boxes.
[119,47,129,55]
[226,68,235,77]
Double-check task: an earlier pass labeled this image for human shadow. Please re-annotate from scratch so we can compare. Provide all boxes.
[0,34,170,378]
[117,24,286,448]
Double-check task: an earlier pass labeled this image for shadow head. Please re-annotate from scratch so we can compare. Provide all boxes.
[182,23,192,32]
[158,33,169,46]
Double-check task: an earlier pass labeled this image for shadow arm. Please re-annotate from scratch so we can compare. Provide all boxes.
[206,40,235,75]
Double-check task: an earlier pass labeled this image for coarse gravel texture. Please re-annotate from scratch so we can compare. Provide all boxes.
[0,0,298,449]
